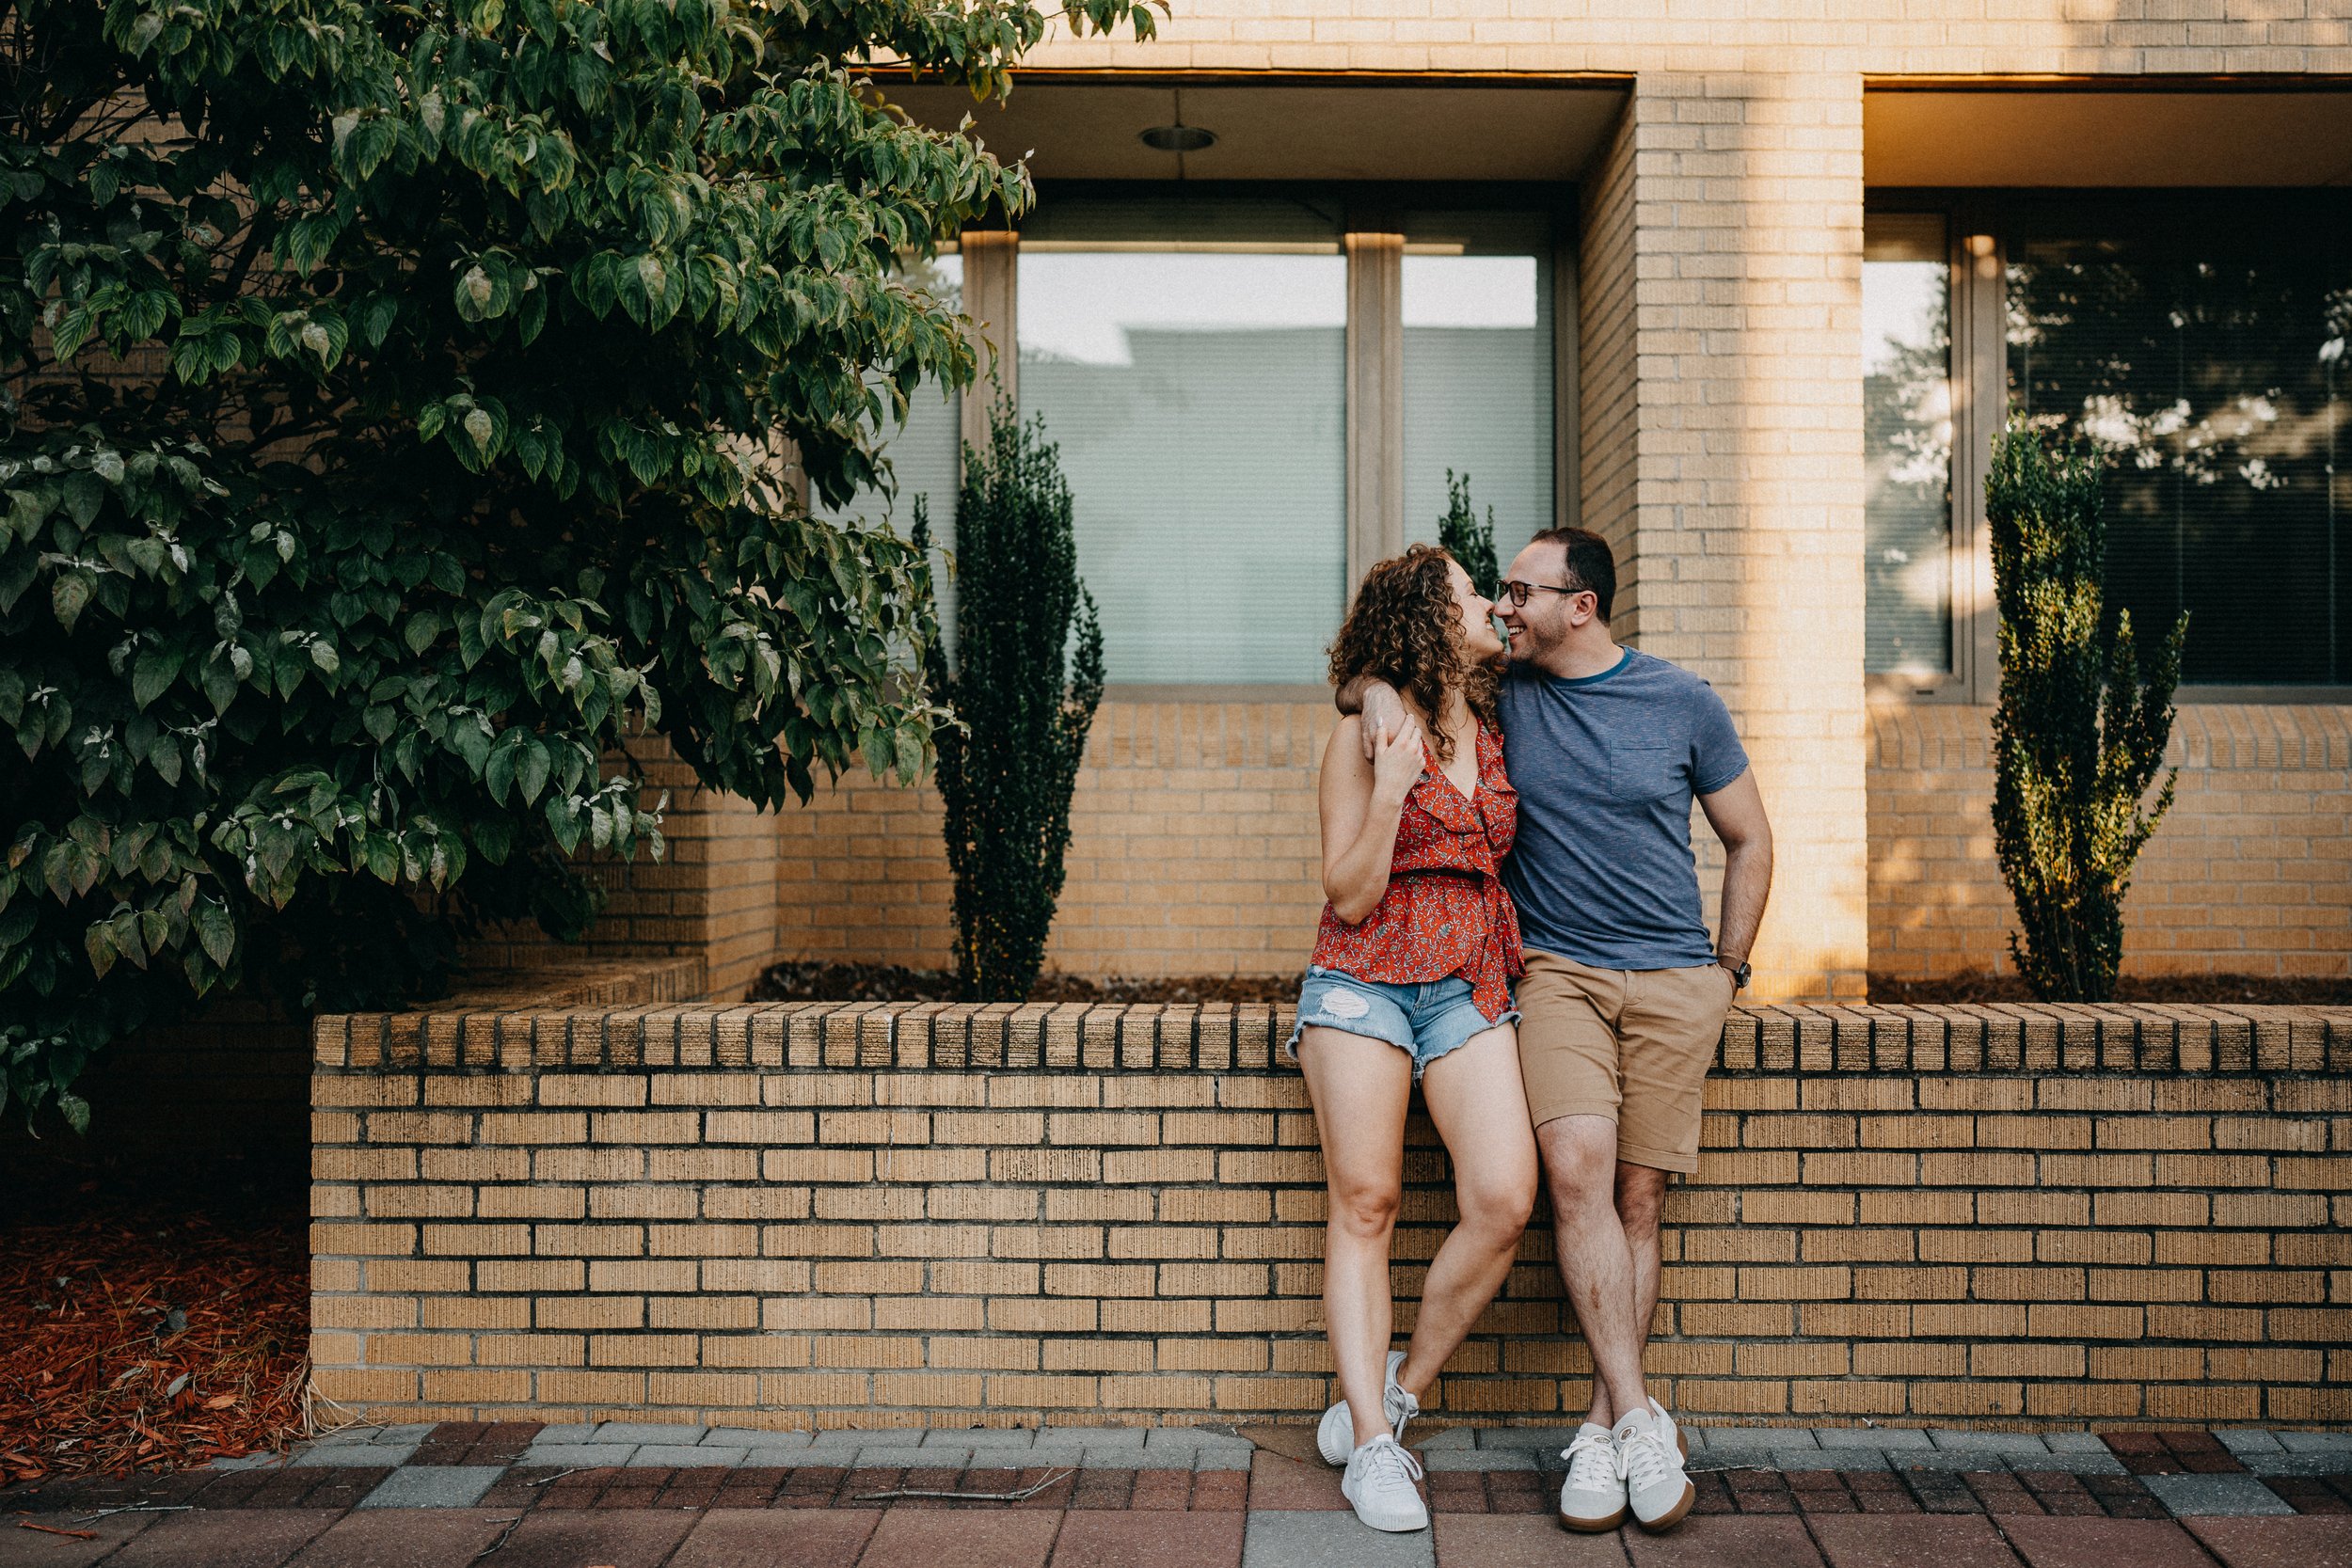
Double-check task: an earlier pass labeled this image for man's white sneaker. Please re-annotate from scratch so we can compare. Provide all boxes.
[1556,1423,1629,1532]
[1649,1396,1689,1460]
[1341,1434,1429,1533]
[1614,1408,1695,1532]
[1316,1350,1418,1465]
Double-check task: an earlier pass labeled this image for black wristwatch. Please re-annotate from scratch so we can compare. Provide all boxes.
[1718,956,1751,991]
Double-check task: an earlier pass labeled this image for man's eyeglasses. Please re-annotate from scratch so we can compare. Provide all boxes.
[1498,578,1588,609]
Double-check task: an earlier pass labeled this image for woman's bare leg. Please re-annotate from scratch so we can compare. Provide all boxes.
[1298,1025,1415,1449]
[1394,1024,1539,1400]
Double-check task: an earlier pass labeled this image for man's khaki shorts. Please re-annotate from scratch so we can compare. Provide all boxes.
[1517,950,1734,1174]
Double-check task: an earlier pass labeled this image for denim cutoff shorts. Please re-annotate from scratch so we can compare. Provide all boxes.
[1284,965,1517,1079]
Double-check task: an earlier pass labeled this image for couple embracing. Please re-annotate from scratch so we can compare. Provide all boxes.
[1290,528,1774,1537]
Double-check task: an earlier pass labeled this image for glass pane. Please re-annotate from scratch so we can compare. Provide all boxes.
[1018,248,1348,683]
[1402,224,1554,574]
[2006,199,2352,685]
[815,254,963,646]
[1864,213,1954,677]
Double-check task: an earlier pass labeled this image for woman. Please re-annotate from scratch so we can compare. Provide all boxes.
[1292,545,1539,1534]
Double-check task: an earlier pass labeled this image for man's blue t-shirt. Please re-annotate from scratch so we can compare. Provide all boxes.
[1497,648,1750,971]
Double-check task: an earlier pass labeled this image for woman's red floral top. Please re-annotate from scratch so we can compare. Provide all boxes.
[1311,721,1522,1022]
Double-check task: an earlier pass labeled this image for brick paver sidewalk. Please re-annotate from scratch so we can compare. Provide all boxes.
[7,1423,2349,1566]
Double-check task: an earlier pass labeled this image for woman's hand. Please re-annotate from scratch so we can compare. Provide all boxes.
[1369,715,1426,806]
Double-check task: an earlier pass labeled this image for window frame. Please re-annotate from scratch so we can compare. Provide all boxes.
[960,181,1577,691]
[1869,187,2352,705]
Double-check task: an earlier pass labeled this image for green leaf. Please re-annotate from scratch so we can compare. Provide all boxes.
[191,896,234,967]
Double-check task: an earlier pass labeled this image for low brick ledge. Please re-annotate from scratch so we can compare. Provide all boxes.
[315,1001,2352,1075]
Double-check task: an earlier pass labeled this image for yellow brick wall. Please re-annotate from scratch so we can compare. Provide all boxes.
[310,999,2352,1430]
[1870,703,2352,980]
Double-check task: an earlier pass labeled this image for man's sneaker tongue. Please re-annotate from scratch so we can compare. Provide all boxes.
[1614,1409,1655,1441]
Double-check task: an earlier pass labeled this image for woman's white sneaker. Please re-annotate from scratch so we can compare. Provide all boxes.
[1614,1408,1695,1532]
[1555,1423,1628,1532]
[1341,1434,1429,1532]
[1316,1350,1417,1465]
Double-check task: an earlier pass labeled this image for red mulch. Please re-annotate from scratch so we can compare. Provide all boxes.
[0,1192,308,1481]
[753,960,1303,1006]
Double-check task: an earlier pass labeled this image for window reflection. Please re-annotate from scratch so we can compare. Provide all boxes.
[1865,214,1955,677]
[2007,201,2352,685]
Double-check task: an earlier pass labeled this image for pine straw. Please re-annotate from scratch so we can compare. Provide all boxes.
[0,1206,309,1481]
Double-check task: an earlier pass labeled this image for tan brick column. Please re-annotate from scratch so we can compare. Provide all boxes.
[1582,73,1868,1002]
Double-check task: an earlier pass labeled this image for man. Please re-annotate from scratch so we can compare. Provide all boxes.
[1345,526,1772,1535]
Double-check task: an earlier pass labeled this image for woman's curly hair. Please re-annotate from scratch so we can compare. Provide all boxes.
[1327,544,1496,766]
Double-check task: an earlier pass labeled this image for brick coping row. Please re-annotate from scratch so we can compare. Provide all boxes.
[316,1001,2352,1075]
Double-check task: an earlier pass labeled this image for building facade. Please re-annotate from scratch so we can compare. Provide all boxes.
[646,4,2352,1003]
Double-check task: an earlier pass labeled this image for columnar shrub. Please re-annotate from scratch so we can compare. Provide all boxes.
[1985,423,2185,1002]
[919,402,1103,1002]
[1437,469,1500,599]
[0,0,1157,1127]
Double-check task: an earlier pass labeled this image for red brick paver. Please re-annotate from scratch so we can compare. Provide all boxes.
[1808,1514,2022,1568]
[1044,1510,1244,1568]
[0,1513,162,1567]
[665,1508,884,1566]
[2185,1515,2352,1568]
[469,1510,696,1568]
[1620,1513,1825,1566]
[1243,1449,1346,1510]
[1996,1515,2220,1568]
[857,1509,1064,1568]
[1434,1513,1634,1564]
[98,1509,340,1568]
[278,1508,514,1567]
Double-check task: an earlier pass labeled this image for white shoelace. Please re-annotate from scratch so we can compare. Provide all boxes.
[1561,1431,1619,1490]
[1617,1425,1679,1492]
[1384,1380,1418,1445]
[1355,1434,1425,1488]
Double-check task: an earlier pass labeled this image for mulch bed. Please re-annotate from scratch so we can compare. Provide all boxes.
[752,961,1303,1006]
[1867,971,2352,1006]
[0,1165,309,1481]
[760,959,2347,1008]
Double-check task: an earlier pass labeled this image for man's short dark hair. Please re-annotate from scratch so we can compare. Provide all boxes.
[1528,527,1616,623]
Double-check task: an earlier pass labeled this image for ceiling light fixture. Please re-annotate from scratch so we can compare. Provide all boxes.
[1139,123,1216,153]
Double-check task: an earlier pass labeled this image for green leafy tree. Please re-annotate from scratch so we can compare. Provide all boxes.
[917,400,1102,1001]
[1438,468,1498,598]
[1985,422,2185,1002]
[0,0,1159,1127]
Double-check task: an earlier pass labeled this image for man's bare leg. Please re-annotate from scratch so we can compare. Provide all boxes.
[1535,1115,1652,1429]
[1584,1160,1670,1428]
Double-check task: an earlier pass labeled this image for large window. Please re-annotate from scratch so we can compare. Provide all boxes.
[1864,214,1956,678]
[2006,198,2351,686]
[1403,213,1555,568]
[837,195,1565,686]
[1019,198,1348,684]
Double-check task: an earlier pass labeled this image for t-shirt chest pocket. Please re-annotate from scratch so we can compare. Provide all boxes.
[1607,738,1679,802]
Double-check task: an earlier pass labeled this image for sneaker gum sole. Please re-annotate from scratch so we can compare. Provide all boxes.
[1558,1504,1629,1534]
[1632,1481,1696,1534]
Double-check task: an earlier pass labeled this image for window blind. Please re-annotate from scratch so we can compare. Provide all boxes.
[1401,234,1555,573]
[1864,213,1955,677]
[1017,248,1348,684]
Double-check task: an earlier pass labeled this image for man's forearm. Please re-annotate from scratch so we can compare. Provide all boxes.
[1716,841,1772,963]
